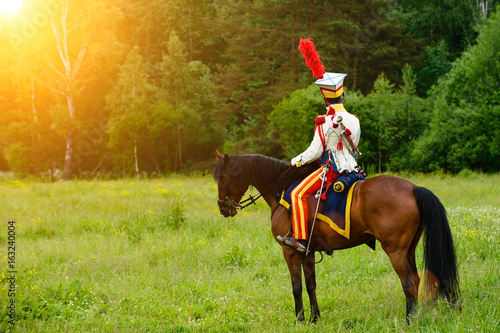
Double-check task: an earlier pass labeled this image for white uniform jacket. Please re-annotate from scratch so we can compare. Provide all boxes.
[291,104,360,174]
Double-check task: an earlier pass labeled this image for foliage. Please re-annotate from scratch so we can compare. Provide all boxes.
[106,47,157,176]
[411,9,500,172]
[214,0,417,156]
[269,7,499,174]
[270,66,430,173]
[267,85,325,160]
[393,0,500,95]
[0,1,498,176]
[361,68,430,172]
[416,41,453,96]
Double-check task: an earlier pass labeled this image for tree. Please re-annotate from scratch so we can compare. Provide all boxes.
[106,47,157,177]
[394,0,500,95]
[412,7,500,172]
[157,31,218,171]
[0,0,125,179]
[213,0,419,157]
[344,70,428,173]
[322,0,417,93]
[48,2,88,180]
[1,0,497,177]
[0,2,66,177]
[416,41,452,96]
[368,74,398,173]
[267,85,325,160]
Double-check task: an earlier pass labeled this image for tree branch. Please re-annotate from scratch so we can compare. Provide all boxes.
[72,43,87,79]
[41,81,65,96]
[50,64,65,80]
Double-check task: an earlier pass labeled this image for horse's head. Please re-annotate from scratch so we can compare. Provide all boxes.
[213,151,249,217]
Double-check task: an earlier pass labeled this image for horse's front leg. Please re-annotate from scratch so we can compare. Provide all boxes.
[283,246,305,322]
[303,252,320,323]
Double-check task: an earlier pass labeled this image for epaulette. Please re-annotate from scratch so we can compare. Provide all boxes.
[315,115,326,124]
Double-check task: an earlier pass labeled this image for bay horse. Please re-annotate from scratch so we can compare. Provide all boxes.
[213,151,459,323]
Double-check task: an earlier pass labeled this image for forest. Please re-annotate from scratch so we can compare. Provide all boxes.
[0,0,499,179]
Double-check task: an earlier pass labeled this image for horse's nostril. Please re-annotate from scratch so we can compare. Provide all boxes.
[219,209,230,218]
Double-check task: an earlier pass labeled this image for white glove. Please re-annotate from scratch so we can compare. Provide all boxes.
[291,156,302,167]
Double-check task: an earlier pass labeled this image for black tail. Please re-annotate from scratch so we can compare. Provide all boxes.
[414,186,460,303]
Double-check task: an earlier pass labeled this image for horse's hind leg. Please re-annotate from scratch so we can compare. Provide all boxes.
[407,225,423,304]
[302,252,320,323]
[405,246,421,322]
[381,244,420,324]
[283,247,305,322]
[404,219,424,320]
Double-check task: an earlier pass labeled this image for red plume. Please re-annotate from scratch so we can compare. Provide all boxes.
[298,37,326,79]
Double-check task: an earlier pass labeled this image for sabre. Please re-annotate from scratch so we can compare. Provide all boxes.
[306,165,329,256]
[337,115,360,157]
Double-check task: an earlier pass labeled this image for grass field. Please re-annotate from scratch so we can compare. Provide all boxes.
[0,172,499,332]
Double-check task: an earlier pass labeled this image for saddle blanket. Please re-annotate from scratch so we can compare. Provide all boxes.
[279,179,359,239]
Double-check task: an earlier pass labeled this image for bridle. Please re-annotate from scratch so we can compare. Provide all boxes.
[217,175,278,213]
[217,193,263,212]
[217,176,263,213]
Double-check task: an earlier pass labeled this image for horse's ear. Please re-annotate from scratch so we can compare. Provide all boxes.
[216,150,223,160]
[223,154,230,167]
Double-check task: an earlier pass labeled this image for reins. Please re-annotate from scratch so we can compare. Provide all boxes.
[218,179,279,212]
[238,192,263,209]
[216,159,328,265]
[217,192,262,211]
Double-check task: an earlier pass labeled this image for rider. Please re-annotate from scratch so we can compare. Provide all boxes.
[282,72,362,253]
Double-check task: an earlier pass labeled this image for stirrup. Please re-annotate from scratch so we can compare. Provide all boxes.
[277,235,306,253]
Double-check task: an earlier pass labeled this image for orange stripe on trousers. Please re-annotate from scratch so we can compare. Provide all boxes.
[290,167,324,240]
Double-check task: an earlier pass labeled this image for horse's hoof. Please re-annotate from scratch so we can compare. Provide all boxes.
[309,311,320,324]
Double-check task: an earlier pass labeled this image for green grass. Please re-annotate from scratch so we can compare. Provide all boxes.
[0,173,499,332]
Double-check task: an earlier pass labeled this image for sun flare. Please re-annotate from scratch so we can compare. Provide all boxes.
[0,0,23,15]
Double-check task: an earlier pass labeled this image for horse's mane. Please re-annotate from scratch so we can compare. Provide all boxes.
[214,154,321,196]
[278,160,321,192]
[214,154,289,189]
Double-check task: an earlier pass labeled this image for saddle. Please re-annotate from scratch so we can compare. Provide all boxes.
[278,165,376,250]
[279,178,358,239]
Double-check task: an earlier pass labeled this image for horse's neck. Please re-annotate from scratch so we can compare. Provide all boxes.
[246,159,281,210]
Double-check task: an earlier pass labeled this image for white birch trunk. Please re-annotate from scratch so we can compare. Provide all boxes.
[177,124,182,172]
[134,138,139,178]
[50,2,87,180]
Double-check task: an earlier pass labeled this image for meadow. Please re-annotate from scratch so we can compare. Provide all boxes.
[0,172,499,332]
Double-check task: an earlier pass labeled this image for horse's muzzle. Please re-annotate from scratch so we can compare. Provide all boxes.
[220,208,237,217]
[218,198,239,217]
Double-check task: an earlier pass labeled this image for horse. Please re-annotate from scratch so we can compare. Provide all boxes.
[213,151,460,324]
